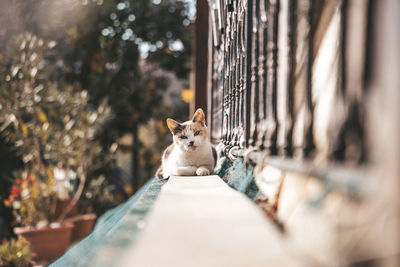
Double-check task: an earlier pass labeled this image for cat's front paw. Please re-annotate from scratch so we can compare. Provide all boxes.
[196,167,210,176]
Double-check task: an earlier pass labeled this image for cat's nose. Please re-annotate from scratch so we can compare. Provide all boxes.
[189,141,194,146]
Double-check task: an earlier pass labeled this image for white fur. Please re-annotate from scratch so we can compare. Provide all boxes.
[162,137,214,179]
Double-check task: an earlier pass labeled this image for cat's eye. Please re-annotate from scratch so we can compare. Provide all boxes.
[180,135,188,139]
[194,131,201,136]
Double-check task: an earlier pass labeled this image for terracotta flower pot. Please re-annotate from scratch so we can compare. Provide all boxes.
[65,213,97,243]
[14,223,74,263]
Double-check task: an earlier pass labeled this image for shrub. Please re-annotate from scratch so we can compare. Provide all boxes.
[0,237,33,267]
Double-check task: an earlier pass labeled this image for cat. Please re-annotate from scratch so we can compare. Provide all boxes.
[156,108,217,179]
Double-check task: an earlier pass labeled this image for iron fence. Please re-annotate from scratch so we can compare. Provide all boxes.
[208,0,371,171]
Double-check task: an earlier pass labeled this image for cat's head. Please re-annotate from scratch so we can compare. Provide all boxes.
[166,108,208,151]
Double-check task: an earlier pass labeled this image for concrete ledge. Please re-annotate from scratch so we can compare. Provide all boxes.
[118,175,301,267]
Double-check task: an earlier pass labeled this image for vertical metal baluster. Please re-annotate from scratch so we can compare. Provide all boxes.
[208,21,215,142]
[223,10,230,145]
[238,12,244,147]
[218,49,224,142]
[230,2,237,146]
[261,0,279,154]
[244,0,253,148]
[303,0,314,157]
[292,0,314,159]
[212,31,224,142]
[235,3,241,145]
[256,0,267,149]
[229,9,234,145]
[228,8,233,145]
[213,47,219,143]
[328,0,347,161]
[248,0,259,147]
[238,2,243,146]
[286,0,296,156]
[360,0,373,163]
[227,34,231,144]
[209,6,221,144]
[219,29,226,143]
[237,0,247,147]
[275,0,286,156]
[331,0,368,164]
[228,11,234,145]
[226,29,230,145]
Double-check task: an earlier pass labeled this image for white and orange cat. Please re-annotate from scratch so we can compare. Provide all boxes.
[156,108,217,179]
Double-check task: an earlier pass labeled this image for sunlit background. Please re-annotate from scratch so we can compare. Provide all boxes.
[1,0,399,266]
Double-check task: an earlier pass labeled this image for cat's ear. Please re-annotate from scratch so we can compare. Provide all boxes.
[167,118,183,134]
[192,108,205,125]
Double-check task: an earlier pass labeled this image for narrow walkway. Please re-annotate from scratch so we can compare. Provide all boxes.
[117,175,300,267]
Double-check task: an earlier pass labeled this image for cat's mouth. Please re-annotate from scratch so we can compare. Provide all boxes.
[186,145,197,151]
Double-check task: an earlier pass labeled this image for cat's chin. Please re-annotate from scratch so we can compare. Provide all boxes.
[184,146,197,152]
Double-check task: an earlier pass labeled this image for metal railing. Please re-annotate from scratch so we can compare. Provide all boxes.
[207,0,372,188]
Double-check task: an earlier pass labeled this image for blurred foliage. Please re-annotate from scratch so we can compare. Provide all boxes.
[0,34,115,226]
[0,236,33,267]
[0,0,192,225]
[79,175,116,215]
[0,0,192,129]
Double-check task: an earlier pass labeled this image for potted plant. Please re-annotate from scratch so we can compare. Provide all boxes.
[0,33,115,263]
[3,173,74,263]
